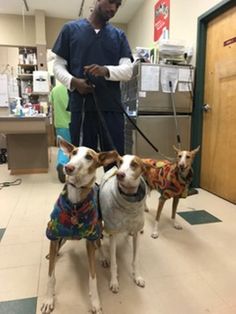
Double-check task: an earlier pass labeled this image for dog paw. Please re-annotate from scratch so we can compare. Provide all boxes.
[151,231,159,239]
[134,276,145,288]
[174,223,183,230]
[41,297,54,314]
[91,303,102,314]
[110,280,119,293]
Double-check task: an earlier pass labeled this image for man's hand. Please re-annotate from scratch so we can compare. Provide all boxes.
[71,78,93,95]
[84,64,110,78]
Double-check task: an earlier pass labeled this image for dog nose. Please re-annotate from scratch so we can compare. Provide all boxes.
[116,172,126,181]
[65,164,75,174]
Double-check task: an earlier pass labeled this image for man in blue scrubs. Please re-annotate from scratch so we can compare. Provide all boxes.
[52,0,133,155]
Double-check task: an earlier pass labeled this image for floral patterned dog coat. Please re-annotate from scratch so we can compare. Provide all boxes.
[46,186,101,241]
[143,159,193,199]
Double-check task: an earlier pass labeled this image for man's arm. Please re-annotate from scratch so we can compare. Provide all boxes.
[84,58,133,81]
[105,58,133,81]
[53,55,73,90]
[53,55,133,90]
[53,56,93,94]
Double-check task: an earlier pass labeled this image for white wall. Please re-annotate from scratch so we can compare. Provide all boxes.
[127,0,223,64]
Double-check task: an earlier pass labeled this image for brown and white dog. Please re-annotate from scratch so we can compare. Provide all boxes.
[99,154,151,293]
[41,137,118,314]
[143,146,200,239]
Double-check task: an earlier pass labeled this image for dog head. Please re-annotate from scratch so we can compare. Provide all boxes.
[58,136,118,188]
[115,154,152,195]
[173,145,200,173]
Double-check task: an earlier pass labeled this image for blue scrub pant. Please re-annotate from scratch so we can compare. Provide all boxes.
[70,111,124,155]
[55,128,71,166]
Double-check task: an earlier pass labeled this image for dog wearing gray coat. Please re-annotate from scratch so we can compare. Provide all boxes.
[99,154,152,293]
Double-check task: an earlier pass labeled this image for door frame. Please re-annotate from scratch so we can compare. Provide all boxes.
[192,0,235,186]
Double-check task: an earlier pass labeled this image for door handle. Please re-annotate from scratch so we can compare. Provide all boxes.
[203,104,211,112]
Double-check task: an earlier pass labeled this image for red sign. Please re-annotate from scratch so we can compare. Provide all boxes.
[154,0,170,42]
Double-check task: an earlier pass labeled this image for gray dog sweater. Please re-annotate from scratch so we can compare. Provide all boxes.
[99,168,147,234]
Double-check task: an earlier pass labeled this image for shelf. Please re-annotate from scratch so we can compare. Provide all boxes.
[17,74,33,80]
[31,92,49,95]
[18,64,37,67]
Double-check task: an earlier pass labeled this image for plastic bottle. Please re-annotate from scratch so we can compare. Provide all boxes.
[15,97,24,117]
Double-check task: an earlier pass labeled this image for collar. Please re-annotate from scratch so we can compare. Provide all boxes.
[62,184,97,209]
[117,179,146,203]
[178,168,194,184]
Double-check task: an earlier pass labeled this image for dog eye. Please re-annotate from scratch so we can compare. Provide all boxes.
[186,156,191,159]
[178,154,182,158]
[131,161,138,168]
[85,154,93,161]
[72,150,77,156]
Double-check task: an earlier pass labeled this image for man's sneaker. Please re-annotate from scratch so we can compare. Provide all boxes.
[57,164,66,183]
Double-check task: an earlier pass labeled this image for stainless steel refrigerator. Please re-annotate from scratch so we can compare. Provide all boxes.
[122,63,194,159]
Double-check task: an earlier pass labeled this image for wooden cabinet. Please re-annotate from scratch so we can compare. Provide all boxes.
[0,116,49,174]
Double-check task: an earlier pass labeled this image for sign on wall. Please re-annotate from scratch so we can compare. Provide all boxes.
[0,74,8,107]
[154,0,170,42]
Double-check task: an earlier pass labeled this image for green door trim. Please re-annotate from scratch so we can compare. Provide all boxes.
[192,0,235,186]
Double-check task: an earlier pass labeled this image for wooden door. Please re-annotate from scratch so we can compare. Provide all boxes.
[200,6,236,203]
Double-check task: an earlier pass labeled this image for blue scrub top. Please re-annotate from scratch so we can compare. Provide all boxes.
[52,19,133,112]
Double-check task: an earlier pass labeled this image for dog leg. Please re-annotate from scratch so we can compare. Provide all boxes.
[41,240,59,314]
[172,197,182,230]
[132,232,145,288]
[151,197,165,239]
[97,239,110,268]
[109,234,119,293]
[86,240,102,314]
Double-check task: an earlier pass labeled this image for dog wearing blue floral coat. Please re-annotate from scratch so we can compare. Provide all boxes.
[41,137,118,314]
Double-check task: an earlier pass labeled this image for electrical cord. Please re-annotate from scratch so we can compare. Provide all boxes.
[0,178,22,190]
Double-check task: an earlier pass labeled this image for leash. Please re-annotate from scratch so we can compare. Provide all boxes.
[86,76,163,157]
[90,86,117,151]
[0,178,22,190]
[169,81,182,150]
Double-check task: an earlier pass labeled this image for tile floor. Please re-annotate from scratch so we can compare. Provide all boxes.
[0,148,236,314]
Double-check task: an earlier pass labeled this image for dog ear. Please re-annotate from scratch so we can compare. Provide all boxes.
[57,136,75,155]
[141,159,154,174]
[191,145,200,156]
[173,145,181,154]
[97,150,120,167]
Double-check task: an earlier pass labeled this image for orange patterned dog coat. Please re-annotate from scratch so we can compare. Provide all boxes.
[143,159,193,199]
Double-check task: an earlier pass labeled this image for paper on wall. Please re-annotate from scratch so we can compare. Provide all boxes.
[141,65,160,91]
[0,74,9,107]
[178,82,192,92]
[160,66,178,93]
[179,68,192,82]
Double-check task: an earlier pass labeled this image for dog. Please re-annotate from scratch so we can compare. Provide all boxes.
[99,154,151,293]
[143,145,200,239]
[41,137,118,314]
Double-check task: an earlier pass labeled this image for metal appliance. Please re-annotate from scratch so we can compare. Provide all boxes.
[121,63,194,159]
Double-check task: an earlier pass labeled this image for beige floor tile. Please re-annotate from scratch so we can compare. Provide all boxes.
[0,242,42,269]
[0,265,40,302]
[1,225,45,245]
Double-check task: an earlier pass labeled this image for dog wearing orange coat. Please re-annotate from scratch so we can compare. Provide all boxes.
[143,145,200,238]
